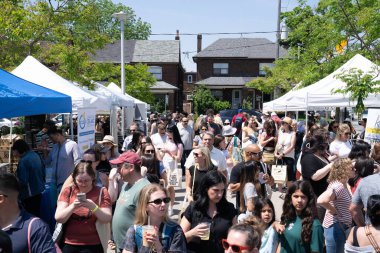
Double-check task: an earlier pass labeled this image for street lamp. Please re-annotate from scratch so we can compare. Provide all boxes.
[112,11,128,138]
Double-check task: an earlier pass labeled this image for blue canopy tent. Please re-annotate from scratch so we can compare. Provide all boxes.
[0,68,72,117]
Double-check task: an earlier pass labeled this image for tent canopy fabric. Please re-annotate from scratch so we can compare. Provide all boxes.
[0,68,72,118]
[92,81,134,108]
[264,54,380,111]
[12,56,102,111]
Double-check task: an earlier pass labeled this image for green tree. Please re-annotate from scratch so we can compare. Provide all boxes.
[124,64,156,105]
[0,0,151,85]
[213,100,231,112]
[192,85,215,115]
[334,69,380,114]
[247,0,380,104]
[242,96,253,110]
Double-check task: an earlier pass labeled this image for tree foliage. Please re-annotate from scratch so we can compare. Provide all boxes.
[334,69,380,114]
[246,0,380,104]
[124,64,156,105]
[0,0,151,86]
[192,84,231,115]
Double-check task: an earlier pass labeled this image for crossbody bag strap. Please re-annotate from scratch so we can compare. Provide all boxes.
[364,225,380,253]
[98,187,105,205]
[191,166,196,197]
[28,217,39,253]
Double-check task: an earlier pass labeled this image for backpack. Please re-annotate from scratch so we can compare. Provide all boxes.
[235,116,243,129]
[134,221,178,251]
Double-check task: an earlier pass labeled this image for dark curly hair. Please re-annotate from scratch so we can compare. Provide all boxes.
[281,181,317,245]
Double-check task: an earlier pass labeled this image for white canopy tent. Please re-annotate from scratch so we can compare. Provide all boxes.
[12,56,109,112]
[264,54,380,111]
[92,81,134,108]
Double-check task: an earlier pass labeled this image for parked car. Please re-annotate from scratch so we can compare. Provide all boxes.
[219,109,262,124]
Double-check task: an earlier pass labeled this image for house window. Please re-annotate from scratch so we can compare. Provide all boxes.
[259,63,275,76]
[213,63,229,75]
[187,75,193,84]
[186,94,193,101]
[211,90,223,100]
[148,66,162,80]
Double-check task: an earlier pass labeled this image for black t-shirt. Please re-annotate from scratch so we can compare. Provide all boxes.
[96,160,112,175]
[188,165,217,200]
[301,152,329,197]
[229,161,269,209]
[184,202,237,253]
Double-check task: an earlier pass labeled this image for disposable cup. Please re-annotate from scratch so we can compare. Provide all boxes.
[142,225,156,247]
[200,222,211,240]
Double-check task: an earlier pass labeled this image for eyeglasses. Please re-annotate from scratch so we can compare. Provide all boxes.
[221,239,251,253]
[145,150,155,154]
[224,123,230,125]
[193,152,202,157]
[246,151,263,157]
[148,197,171,205]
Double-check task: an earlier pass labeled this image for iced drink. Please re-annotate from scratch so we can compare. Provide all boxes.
[142,225,156,246]
[200,222,211,240]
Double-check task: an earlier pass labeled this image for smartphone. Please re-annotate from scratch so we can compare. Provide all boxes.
[77,192,86,202]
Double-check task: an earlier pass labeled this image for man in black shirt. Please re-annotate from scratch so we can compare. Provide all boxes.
[229,144,274,211]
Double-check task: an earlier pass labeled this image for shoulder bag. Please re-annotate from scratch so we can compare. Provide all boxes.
[364,225,380,253]
[95,187,111,253]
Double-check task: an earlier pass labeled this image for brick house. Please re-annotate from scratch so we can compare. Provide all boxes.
[182,71,197,113]
[92,39,184,112]
[193,37,287,110]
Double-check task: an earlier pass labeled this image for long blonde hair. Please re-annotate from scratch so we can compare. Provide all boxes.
[135,184,170,225]
[198,146,212,169]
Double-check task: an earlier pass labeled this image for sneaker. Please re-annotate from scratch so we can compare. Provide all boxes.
[168,206,174,216]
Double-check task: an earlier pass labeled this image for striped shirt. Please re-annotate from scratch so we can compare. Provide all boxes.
[322,181,352,228]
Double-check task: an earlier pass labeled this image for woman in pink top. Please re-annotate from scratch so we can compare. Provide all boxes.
[317,158,354,253]
[161,123,183,215]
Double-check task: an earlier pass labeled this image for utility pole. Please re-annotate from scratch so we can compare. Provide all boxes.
[276,0,281,59]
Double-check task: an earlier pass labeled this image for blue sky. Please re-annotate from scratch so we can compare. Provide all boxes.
[114,0,319,71]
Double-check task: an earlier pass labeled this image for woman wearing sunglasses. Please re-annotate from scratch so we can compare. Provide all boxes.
[122,184,187,253]
[186,147,217,202]
[329,123,352,158]
[223,219,263,253]
[193,122,208,149]
[180,170,237,253]
[142,144,168,187]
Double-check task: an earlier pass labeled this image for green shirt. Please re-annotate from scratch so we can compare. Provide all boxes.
[280,216,324,253]
[112,178,150,249]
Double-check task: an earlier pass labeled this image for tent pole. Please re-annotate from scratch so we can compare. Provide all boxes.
[70,113,74,140]
[305,93,309,134]
[8,118,13,165]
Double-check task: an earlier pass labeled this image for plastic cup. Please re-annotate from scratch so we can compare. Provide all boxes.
[142,225,156,247]
[200,222,211,240]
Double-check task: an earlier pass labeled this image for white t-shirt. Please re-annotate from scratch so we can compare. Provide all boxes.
[243,183,258,205]
[329,140,352,158]
[150,133,167,150]
[185,147,227,171]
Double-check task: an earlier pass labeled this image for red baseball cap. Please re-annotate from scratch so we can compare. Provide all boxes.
[109,151,141,165]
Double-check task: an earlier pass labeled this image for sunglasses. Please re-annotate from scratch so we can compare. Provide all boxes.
[344,132,351,135]
[246,151,263,157]
[193,152,202,157]
[201,128,207,131]
[145,150,155,154]
[221,239,250,253]
[148,197,171,205]
[81,160,94,163]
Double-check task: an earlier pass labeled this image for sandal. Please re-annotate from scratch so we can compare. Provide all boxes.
[108,240,116,250]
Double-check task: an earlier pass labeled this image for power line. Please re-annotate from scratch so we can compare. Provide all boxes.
[150,31,278,36]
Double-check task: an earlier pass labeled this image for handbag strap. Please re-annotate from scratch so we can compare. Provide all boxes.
[98,187,104,205]
[364,225,380,253]
[28,217,39,253]
[191,165,196,197]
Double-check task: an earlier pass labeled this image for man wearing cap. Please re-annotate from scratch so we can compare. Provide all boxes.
[109,151,150,251]
[184,132,227,177]
[229,144,274,211]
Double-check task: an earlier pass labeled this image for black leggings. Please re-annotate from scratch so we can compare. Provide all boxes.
[278,157,295,181]
[62,244,103,253]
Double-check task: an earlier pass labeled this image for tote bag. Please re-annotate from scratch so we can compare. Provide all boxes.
[271,161,287,184]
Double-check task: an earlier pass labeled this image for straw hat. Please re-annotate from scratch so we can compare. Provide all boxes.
[98,135,117,146]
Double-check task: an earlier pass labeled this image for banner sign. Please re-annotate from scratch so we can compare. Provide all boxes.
[77,108,96,154]
[364,108,380,143]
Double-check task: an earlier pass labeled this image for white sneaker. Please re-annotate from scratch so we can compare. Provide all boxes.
[168,206,174,216]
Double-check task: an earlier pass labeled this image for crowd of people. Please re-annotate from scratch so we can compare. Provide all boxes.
[1,109,380,253]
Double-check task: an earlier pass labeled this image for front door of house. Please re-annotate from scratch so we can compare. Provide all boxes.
[232,90,241,109]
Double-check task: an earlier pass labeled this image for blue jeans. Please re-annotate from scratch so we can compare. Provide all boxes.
[324,222,347,253]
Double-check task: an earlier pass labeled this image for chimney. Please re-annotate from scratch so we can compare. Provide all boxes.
[197,33,202,53]
[175,30,180,40]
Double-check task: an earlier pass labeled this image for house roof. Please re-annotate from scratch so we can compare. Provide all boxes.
[92,40,180,63]
[193,38,287,59]
[151,81,179,94]
[196,76,255,88]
